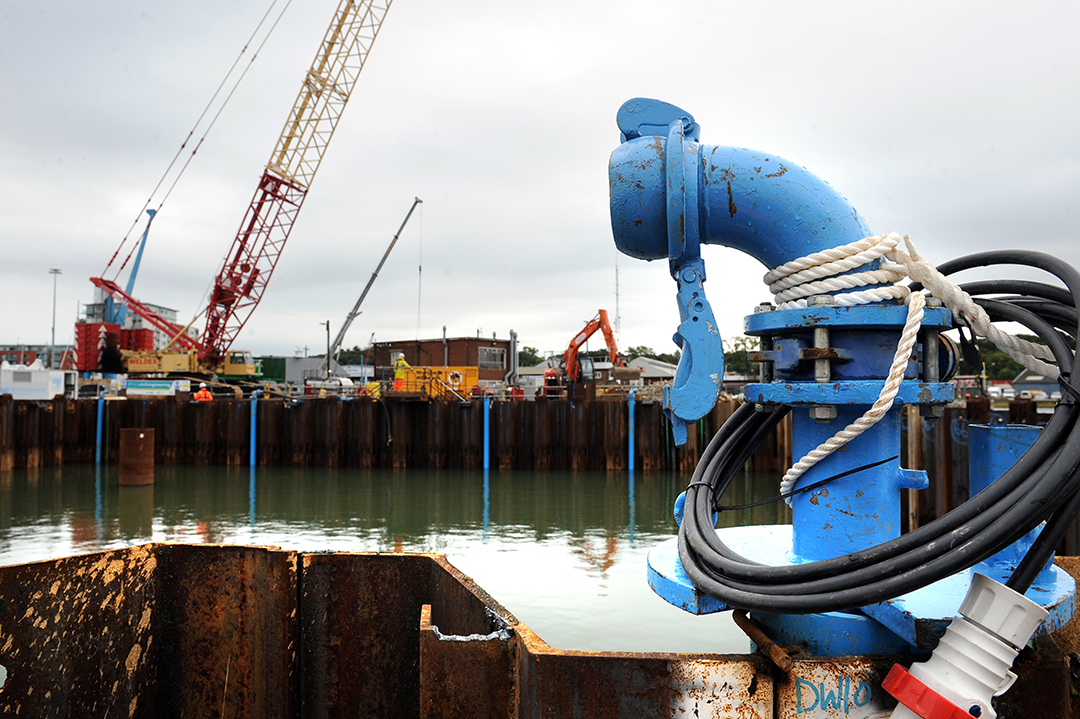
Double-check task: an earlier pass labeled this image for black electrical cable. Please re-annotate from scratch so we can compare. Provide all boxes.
[973,298,1074,368]
[677,249,1080,612]
[956,279,1076,308]
[718,455,898,512]
[1005,300,1078,339]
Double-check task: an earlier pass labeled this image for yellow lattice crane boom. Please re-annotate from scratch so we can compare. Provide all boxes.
[92,0,394,375]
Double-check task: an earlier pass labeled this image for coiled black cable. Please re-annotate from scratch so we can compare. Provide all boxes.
[678,250,1080,613]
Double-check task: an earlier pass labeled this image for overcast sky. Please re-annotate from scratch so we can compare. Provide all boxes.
[2,0,1078,361]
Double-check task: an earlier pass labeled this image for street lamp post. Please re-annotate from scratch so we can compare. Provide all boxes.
[320,321,331,378]
[49,269,62,369]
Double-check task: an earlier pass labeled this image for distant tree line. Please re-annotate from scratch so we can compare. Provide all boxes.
[623,346,681,365]
[335,345,373,365]
[953,333,1072,381]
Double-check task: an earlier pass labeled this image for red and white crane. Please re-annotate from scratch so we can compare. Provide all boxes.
[88,0,393,375]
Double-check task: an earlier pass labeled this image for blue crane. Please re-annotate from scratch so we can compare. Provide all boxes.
[103,209,156,325]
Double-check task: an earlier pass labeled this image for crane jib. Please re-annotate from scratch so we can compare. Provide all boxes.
[86,0,394,375]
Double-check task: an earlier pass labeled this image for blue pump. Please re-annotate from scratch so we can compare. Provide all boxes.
[609,98,1076,657]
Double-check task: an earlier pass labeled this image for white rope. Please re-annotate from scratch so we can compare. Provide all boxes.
[782,285,909,309]
[766,231,1059,503]
[771,267,907,305]
[763,235,901,286]
[885,234,1058,378]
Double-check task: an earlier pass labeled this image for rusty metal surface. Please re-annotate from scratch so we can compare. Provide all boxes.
[299,552,436,719]
[119,427,155,485]
[992,634,1070,719]
[153,544,298,719]
[0,544,297,719]
[733,609,794,672]
[0,544,1074,718]
[775,655,901,719]
[512,620,773,719]
[0,545,161,718]
[419,603,514,719]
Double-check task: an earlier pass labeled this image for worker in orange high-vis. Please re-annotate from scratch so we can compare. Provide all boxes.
[194,382,214,402]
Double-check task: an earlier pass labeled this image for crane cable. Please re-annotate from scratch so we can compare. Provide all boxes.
[102,0,295,281]
[678,248,1080,614]
[415,203,424,340]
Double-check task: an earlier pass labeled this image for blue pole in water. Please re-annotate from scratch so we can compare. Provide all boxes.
[483,396,490,470]
[249,466,257,535]
[483,469,490,541]
[95,464,103,540]
[250,390,261,467]
[628,389,636,473]
[95,396,104,465]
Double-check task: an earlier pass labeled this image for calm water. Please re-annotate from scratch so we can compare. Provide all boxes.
[0,464,790,654]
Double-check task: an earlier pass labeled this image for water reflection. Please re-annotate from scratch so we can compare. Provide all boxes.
[0,464,790,654]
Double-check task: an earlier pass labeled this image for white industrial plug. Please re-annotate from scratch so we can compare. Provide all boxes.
[886,573,1048,719]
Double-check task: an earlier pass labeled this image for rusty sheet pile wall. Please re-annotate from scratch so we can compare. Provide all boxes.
[0,544,1070,718]
[0,395,787,473]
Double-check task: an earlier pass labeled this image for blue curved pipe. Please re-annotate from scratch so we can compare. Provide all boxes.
[609,99,873,271]
[609,99,877,443]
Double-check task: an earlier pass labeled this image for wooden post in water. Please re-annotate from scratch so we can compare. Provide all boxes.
[119,428,154,485]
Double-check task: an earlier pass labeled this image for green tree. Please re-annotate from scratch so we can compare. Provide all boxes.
[625,345,657,360]
[624,345,680,365]
[519,346,543,367]
[956,336,1030,381]
[723,335,759,375]
[336,344,373,365]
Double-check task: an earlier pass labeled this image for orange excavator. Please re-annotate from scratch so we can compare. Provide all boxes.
[544,310,639,394]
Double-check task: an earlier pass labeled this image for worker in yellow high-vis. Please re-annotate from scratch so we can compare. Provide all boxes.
[393,355,410,391]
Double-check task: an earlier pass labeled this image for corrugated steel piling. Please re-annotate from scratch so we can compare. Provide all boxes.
[8,393,1057,507]
[0,394,793,474]
[0,543,1072,718]
[0,395,12,473]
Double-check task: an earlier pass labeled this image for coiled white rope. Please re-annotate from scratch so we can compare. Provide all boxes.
[771,232,1058,502]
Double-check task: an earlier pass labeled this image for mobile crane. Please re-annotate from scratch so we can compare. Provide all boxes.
[318,197,422,377]
[87,0,393,378]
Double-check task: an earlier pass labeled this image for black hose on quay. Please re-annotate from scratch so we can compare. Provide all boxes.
[678,250,1080,614]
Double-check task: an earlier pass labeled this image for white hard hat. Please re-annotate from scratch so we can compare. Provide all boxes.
[200,382,207,388]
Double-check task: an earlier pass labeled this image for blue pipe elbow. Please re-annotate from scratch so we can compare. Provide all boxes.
[609,98,874,271]
[608,98,878,445]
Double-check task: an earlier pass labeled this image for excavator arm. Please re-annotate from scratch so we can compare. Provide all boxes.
[561,310,621,382]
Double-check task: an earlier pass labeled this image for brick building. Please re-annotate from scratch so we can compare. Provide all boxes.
[372,336,512,383]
